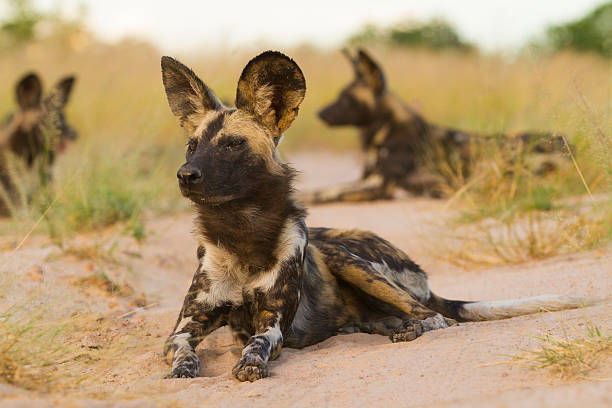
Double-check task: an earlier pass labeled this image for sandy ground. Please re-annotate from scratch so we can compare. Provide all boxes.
[0,151,611,408]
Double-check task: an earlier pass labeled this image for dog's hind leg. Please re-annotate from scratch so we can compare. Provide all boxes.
[299,174,393,204]
[341,315,451,343]
[329,259,453,342]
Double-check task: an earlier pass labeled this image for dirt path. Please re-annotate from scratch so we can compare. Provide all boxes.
[1,152,611,407]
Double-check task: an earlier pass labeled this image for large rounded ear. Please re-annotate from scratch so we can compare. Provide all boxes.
[356,49,386,95]
[45,76,76,110]
[55,76,76,106]
[161,56,223,134]
[235,51,306,139]
[16,72,42,110]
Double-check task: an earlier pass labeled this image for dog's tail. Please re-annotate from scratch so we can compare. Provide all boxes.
[426,292,594,322]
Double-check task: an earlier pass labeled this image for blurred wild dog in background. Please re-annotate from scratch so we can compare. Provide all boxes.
[160,51,588,382]
[0,72,77,216]
[303,49,571,204]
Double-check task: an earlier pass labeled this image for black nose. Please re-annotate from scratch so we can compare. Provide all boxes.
[177,166,202,184]
[317,108,327,120]
[318,106,333,124]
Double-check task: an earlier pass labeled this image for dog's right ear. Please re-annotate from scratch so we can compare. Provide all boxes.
[45,76,76,111]
[161,56,223,134]
[342,48,359,73]
[16,73,42,110]
[235,51,306,139]
[356,49,386,95]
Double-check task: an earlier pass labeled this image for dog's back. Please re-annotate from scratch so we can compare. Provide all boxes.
[311,49,572,202]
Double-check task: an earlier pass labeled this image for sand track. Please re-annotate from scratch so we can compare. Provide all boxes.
[0,152,610,407]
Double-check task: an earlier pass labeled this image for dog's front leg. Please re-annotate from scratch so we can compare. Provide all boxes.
[232,310,285,382]
[163,270,228,378]
[164,303,228,378]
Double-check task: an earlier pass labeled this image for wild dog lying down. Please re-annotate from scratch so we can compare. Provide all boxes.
[161,51,588,382]
[303,49,570,203]
[0,72,77,216]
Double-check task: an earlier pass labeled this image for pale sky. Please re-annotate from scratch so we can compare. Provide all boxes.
[4,0,607,52]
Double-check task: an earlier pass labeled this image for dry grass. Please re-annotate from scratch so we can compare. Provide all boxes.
[516,321,612,380]
[0,310,159,395]
[1,39,611,243]
[0,285,78,392]
[434,202,612,268]
[428,85,611,267]
[0,259,156,396]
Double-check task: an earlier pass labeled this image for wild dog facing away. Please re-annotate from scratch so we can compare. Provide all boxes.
[0,72,77,216]
[160,51,591,382]
[301,49,571,204]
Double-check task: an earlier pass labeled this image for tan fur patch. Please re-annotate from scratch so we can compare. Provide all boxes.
[383,93,412,122]
[352,85,376,108]
[193,111,225,139]
[213,110,285,175]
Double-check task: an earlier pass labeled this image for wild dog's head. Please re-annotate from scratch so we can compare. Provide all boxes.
[161,51,306,206]
[318,49,386,127]
[4,73,78,166]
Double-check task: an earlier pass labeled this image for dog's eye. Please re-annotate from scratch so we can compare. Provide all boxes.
[186,139,198,154]
[225,138,245,150]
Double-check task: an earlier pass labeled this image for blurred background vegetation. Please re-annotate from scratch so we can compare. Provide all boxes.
[0,0,610,255]
[348,19,474,51]
[536,1,612,57]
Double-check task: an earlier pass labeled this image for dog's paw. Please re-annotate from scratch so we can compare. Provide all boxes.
[163,365,198,379]
[390,314,453,343]
[164,349,200,379]
[232,356,268,382]
[390,319,423,343]
[421,314,450,331]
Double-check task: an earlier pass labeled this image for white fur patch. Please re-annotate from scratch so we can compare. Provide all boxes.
[172,332,192,348]
[460,294,591,321]
[175,317,193,332]
[241,314,283,360]
[196,220,306,307]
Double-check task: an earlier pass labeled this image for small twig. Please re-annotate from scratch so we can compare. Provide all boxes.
[117,302,159,319]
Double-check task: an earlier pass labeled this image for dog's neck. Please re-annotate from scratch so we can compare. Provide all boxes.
[360,92,429,150]
[194,166,306,273]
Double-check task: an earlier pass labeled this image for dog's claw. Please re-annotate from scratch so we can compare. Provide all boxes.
[390,319,423,343]
[232,358,268,382]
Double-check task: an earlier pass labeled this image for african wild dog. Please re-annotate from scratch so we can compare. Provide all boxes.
[161,51,589,382]
[303,48,570,204]
[0,72,77,216]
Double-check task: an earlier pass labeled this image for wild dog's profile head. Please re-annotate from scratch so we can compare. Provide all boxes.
[318,49,387,127]
[4,72,78,167]
[161,51,306,206]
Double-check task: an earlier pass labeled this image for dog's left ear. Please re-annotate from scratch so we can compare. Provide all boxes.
[356,49,385,95]
[236,51,306,140]
[16,72,42,110]
[46,76,76,110]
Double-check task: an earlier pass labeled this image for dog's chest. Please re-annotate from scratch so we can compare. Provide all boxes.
[193,244,287,309]
[194,223,306,309]
[192,259,284,340]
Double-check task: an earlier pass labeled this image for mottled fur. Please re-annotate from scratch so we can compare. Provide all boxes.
[161,51,589,382]
[304,48,571,204]
[0,72,77,216]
